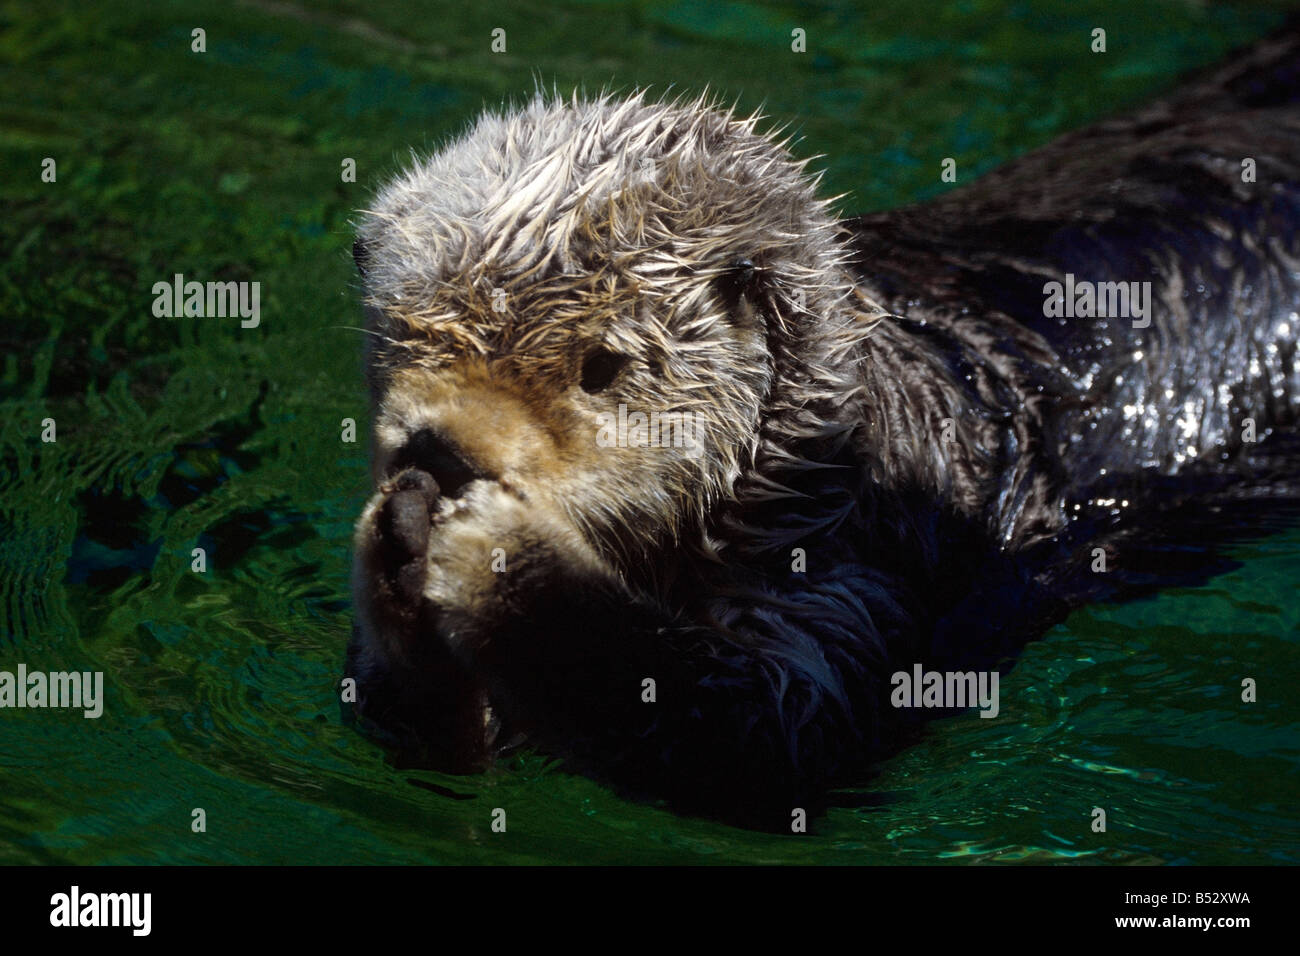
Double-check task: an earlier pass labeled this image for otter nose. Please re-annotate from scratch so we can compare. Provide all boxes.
[390,428,483,499]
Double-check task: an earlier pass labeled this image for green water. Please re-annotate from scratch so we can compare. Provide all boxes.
[2,0,1298,864]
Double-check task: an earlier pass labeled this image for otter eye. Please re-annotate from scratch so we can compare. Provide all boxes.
[580,347,628,394]
[716,256,759,309]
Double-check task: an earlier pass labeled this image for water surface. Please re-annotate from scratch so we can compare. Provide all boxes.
[1,0,1296,864]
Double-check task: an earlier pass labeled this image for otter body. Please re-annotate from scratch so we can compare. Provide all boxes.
[347,27,1300,824]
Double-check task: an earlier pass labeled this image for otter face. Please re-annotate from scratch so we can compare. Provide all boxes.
[357,256,773,571]
[348,93,852,768]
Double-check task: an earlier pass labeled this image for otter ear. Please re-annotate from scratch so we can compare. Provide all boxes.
[352,238,371,278]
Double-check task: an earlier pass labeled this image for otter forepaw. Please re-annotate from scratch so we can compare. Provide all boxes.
[375,468,440,608]
[419,480,601,651]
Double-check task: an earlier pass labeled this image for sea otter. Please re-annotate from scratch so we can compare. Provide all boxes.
[345,25,1300,825]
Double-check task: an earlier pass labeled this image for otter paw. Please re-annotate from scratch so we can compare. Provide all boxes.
[375,468,440,608]
[422,481,585,632]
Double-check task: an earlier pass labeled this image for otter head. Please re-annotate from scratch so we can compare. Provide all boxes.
[349,92,862,770]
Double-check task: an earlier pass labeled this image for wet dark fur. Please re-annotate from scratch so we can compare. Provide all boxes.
[346,25,1300,828]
